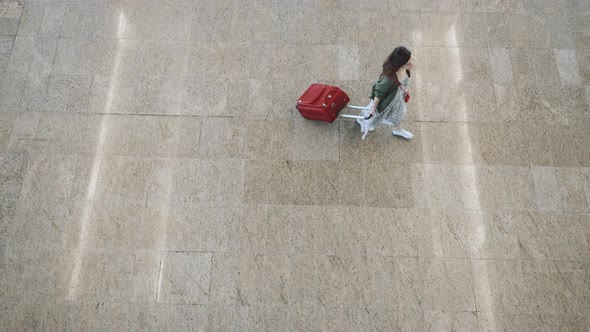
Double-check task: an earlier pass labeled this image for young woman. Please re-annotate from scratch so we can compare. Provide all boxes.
[358,46,414,140]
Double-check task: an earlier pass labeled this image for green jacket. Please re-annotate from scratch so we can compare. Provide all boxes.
[370,70,410,112]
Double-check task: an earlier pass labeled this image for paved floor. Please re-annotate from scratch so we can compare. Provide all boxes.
[1,0,590,331]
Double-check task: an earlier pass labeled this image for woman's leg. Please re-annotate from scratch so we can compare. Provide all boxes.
[392,120,413,139]
[391,107,412,139]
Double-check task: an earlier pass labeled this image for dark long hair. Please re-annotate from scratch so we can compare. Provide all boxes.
[380,46,411,86]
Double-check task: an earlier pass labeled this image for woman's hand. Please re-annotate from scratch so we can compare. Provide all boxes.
[369,107,377,118]
[364,107,376,120]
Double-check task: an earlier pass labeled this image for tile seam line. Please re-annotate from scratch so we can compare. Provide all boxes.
[34,37,571,48]
[33,36,62,112]
[207,251,214,306]
[16,110,588,126]
[250,203,589,210]
[40,36,355,46]
[7,2,31,111]
[6,247,217,254]
[235,203,590,213]
[5,245,590,264]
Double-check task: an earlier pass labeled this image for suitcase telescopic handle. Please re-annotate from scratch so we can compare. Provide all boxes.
[339,105,373,120]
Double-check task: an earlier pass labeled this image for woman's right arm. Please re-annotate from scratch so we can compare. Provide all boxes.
[372,77,393,116]
[370,97,380,116]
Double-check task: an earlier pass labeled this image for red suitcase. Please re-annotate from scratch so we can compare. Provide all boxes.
[296,84,351,123]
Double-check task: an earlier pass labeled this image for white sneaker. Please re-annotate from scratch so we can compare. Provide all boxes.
[392,129,413,139]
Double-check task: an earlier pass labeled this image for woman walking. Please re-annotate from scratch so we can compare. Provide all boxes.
[358,46,414,140]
